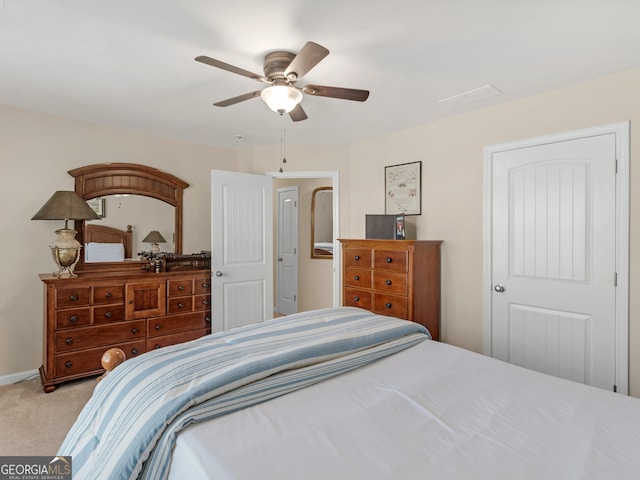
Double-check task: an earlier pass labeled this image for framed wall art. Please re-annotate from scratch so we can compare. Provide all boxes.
[86,197,105,218]
[385,161,422,215]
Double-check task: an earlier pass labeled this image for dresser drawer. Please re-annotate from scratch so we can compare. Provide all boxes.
[92,305,125,325]
[374,250,408,272]
[344,248,372,268]
[344,287,372,310]
[54,340,145,377]
[373,271,408,295]
[344,267,372,289]
[55,287,91,308]
[148,311,211,338]
[55,308,91,329]
[168,279,194,297]
[146,328,209,351]
[193,294,211,312]
[373,294,408,319]
[93,285,124,305]
[55,320,145,353]
[194,277,211,295]
[167,296,193,314]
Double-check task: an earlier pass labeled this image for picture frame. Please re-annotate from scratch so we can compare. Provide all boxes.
[385,161,422,215]
[86,197,105,218]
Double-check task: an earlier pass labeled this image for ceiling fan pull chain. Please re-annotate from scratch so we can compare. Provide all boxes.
[279,114,287,172]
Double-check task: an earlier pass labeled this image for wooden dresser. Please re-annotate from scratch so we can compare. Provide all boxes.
[39,269,211,392]
[339,239,442,340]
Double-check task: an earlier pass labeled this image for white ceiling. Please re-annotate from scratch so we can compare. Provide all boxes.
[1,0,639,150]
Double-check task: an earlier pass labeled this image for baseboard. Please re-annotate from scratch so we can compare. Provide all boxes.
[0,369,39,386]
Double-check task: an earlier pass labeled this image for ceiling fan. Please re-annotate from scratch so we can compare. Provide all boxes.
[195,41,370,122]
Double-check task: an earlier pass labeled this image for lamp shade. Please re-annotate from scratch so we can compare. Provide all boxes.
[142,231,166,244]
[31,191,100,221]
[260,85,303,114]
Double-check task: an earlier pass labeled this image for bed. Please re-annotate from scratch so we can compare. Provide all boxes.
[84,224,133,262]
[59,307,640,480]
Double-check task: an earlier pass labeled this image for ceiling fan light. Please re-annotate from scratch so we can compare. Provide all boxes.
[261,85,302,114]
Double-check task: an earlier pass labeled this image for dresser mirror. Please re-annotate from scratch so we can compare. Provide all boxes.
[311,187,333,259]
[69,163,188,272]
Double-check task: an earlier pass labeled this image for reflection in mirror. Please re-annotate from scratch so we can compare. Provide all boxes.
[311,187,333,259]
[85,195,174,262]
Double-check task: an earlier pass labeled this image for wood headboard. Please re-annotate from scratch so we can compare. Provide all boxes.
[85,224,133,259]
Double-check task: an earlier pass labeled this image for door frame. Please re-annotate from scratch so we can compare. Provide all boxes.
[482,121,629,393]
[269,170,341,307]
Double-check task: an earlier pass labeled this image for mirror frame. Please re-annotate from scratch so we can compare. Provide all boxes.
[68,163,189,273]
[310,186,333,260]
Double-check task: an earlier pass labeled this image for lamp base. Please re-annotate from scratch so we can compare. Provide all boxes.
[50,228,82,278]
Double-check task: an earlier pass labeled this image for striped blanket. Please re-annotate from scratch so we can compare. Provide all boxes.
[58,307,429,479]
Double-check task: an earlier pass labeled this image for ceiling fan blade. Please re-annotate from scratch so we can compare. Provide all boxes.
[289,104,308,122]
[284,42,329,81]
[195,56,268,83]
[303,84,370,102]
[213,91,262,107]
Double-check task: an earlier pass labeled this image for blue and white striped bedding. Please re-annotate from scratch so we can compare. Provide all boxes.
[58,307,429,480]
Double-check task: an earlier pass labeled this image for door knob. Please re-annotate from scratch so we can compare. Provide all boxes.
[215,271,223,277]
[494,284,505,293]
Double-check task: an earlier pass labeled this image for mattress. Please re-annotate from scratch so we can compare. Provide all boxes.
[84,241,125,262]
[169,338,640,480]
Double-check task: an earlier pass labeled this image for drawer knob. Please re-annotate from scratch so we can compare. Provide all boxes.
[178,302,185,309]
[386,280,392,286]
[178,285,185,291]
[354,296,360,302]
[205,316,211,323]
[65,361,73,368]
[69,315,78,323]
[354,275,360,281]
[155,324,161,330]
[154,344,161,349]
[386,257,392,263]
[354,255,360,260]
[385,303,392,309]
[202,299,209,306]
[131,349,139,356]
[70,294,78,301]
[202,283,210,289]
[132,327,139,334]
[104,311,112,319]
[105,292,112,298]
[65,338,73,345]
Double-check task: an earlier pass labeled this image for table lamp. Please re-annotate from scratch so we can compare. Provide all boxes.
[32,191,101,277]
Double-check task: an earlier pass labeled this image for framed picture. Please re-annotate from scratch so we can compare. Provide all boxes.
[385,161,422,215]
[86,197,105,218]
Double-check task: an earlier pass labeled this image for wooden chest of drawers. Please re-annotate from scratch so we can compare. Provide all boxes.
[39,270,211,392]
[340,239,442,340]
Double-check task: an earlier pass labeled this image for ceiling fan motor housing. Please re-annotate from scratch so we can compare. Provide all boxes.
[263,51,297,82]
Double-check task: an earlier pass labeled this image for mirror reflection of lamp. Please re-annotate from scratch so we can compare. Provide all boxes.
[31,191,101,278]
[142,230,166,255]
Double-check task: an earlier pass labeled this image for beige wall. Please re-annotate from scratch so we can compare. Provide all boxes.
[0,105,237,378]
[2,66,640,397]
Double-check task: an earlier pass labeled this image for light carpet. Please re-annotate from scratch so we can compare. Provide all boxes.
[0,376,95,456]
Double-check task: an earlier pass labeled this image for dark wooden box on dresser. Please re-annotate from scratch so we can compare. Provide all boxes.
[39,269,211,392]
[339,239,442,341]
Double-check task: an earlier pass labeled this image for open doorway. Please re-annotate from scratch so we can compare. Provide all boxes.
[270,171,340,315]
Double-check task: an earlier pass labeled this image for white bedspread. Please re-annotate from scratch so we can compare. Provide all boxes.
[169,338,640,480]
[84,242,125,262]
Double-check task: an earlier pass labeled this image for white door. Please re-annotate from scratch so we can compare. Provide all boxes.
[276,186,298,315]
[485,124,629,392]
[211,170,273,332]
